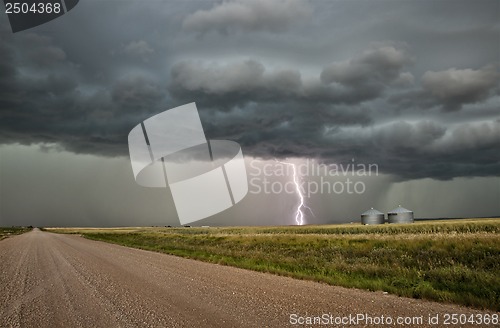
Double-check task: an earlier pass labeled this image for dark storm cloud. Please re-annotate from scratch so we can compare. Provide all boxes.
[320,43,414,88]
[0,30,166,157]
[182,0,312,34]
[165,36,499,180]
[0,0,499,181]
[435,119,500,153]
[122,40,154,58]
[388,63,499,112]
[166,55,385,161]
[111,75,165,111]
[378,120,499,180]
[373,120,447,151]
[197,102,372,159]
[421,64,499,111]
[10,33,67,67]
[168,43,414,108]
[169,59,306,109]
[302,119,500,181]
[203,108,500,181]
[1,0,499,227]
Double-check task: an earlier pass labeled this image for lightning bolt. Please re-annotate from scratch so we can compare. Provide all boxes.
[275,159,314,225]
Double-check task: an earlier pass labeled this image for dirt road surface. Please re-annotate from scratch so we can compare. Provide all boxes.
[0,229,497,327]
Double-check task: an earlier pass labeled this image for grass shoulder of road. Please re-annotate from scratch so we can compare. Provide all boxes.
[46,219,500,311]
[0,226,33,240]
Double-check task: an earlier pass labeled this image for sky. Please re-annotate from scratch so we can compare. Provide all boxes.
[0,0,499,227]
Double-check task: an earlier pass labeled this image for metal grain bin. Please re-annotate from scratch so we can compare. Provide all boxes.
[387,205,414,224]
[361,208,385,225]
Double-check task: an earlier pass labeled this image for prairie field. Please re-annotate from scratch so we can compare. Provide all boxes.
[47,219,500,310]
[0,227,32,240]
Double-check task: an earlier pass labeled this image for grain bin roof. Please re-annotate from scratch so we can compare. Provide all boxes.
[361,208,384,216]
[388,205,413,214]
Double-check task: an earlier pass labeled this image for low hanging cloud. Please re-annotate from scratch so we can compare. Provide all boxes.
[2,0,500,228]
[13,33,67,68]
[372,120,446,151]
[332,119,500,180]
[421,65,499,111]
[169,59,303,107]
[182,0,312,34]
[1,18,498,181]
[111,75,165,111]
[164,42,498,180]
[368,119,500,158]
[320,43,414,88]
[431,119,500,152]
[168,43,414,109]
[123,40,154,61]
[168,59,359,108]
[0,31,165,157]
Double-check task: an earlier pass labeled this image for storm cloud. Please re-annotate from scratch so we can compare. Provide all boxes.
[169,43,415,109]
[0,0,499,181]
[122,40,155,61]
[0,0,499,227]
[320,43,413,87]
[182,0,312,34]
[421,65,499,111]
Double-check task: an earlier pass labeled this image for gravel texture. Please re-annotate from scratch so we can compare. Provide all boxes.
[0,229,497,327]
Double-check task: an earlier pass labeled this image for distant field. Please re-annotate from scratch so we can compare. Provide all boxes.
[48,219,500,311]
[0,227,32,240]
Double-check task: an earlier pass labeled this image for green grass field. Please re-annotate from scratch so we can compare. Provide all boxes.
[0,227,32,240]
[48,219,500,311]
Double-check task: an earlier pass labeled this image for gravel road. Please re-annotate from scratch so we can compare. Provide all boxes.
[0,229,497,327]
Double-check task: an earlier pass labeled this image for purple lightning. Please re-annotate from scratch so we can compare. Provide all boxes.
[275,159,314,225]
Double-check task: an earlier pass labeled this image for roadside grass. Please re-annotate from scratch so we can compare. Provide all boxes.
[0,227,32,240]
[47,219,500,311]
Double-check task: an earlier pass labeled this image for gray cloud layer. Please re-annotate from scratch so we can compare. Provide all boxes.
[169,43,415,108]
[182,0,312,34]
[421,65,498,111]
[0,0,499,182]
